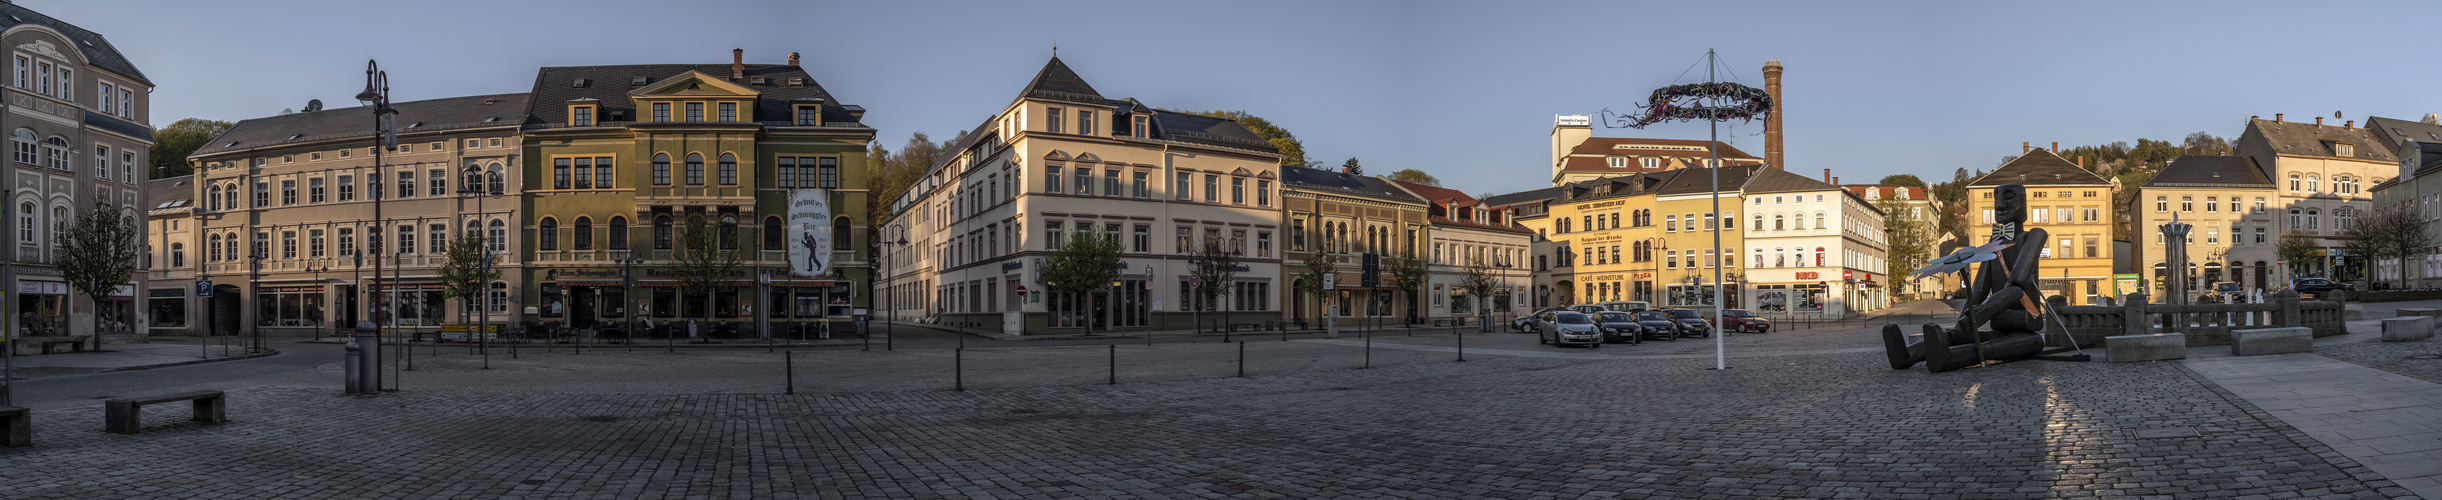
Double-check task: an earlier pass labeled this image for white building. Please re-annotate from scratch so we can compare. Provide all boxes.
[1391,180,1535,323]
[1741,168,1888,317]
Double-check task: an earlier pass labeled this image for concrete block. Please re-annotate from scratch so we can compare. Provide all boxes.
[2395,307,2440,319]
[2106,333,2186,362]
[2230,327,2313,356]
[2383,316,2436,342]
[2345,305,2365,321]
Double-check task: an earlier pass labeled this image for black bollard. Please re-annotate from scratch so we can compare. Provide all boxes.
[1107,344,1116,385]
[785,350,795,394]
[1238,341,1246,378]
[954,348,963,392]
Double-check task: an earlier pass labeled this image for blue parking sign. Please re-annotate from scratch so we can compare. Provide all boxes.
[196,280,213,298]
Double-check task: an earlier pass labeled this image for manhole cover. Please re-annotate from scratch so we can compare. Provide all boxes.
[2136,427,2199,439]
[576,416,619,423]
[2409,355,2442,360]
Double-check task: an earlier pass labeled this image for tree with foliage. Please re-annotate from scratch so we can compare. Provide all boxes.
[1169,109,1310,168]
[669,217,743,337]
[1456,255,1502,332]
[1292,250,1336,326]
[1878,174,1926,188]
[437,233,499,328]
[2342,204,2431,288]
[2275,233,2320,281]
[867,131,961,221]
[1189,241,1241,332]
[1384,251,1430,324]
[1387,169,1439,186]
[1043,229,1122,329]
[1340,157,1363,175]
[58,201,140,350]
[149,118,234,178]
[1875,199,1935,297]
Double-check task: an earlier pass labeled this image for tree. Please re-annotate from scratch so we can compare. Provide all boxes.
[1340,157,1363,175]
[1878,174,1926,188]
[149,118,234,178]
[1170,109,1310,168]
[1042,229,1121,329]
[437,233,499,328]
[2342,204,2431,288]
[58,201,140,351]
[1189,241,1241,332]
[669,216,743,337]
[2276,233,2319,280]
[867,132,957,221]
[1292,250,1337,326]
[1386,169,1439,186]
[1384,251,1431,324]
[1456,255,1502,332]
[1876,199,1935,297]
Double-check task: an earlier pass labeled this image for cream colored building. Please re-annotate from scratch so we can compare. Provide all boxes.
[2236,115,2397,281]
[1965,149,2115,305]
[1,5,156,344]
[2131,155,2281,298]
[878,57,1284,335]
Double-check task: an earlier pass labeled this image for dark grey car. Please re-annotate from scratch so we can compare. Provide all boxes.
[1631,311,1679,342]
[1595,312,1643,344]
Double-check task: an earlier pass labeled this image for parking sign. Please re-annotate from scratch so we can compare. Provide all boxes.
[196,280,214,298]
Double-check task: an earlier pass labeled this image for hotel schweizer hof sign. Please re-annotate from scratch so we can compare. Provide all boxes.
[788,189,833,278]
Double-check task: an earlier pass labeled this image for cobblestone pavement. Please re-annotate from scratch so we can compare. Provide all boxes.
[2317,338,2442,386]
[2,342,2415,499]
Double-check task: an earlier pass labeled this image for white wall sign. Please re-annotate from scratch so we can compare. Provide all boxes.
[787,189,834,278]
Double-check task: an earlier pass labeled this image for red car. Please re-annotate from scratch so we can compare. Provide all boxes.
[1721,309,1771,333]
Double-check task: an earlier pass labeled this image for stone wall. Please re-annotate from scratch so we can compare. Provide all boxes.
[2044,291,2340,347]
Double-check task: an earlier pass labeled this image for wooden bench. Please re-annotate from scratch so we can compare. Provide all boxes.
[0,405,27,447]
[105,390,227,434]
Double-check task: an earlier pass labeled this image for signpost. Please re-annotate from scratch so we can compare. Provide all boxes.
[196,280,214,298]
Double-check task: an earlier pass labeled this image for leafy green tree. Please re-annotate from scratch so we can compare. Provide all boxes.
[1875,199,1935,296]
[1043,230,1121,326]
[149,118,234,178]
[58,201,140,350]
[2276,233,2319,280]
[1340,157,1363,175]
[1878,174,1926,188]
[868,131,958,221]
[1387,169,1439,186]
[670,216,743,335]
[438,233,499,327]
[1384,251,1431,324]
[1169,109,1309,168]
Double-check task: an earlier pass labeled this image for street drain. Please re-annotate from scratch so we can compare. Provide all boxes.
[576,416,620,423]
[2408,355,2442,360]
[2135,427,2198,439]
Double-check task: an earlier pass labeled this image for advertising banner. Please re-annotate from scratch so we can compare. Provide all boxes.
[788,189,834,278]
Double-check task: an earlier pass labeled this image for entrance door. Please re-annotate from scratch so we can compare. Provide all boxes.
[2254,264,2268,292]
[570,287,597,328]
[1090,290,1109,331]
[212,285,243,336]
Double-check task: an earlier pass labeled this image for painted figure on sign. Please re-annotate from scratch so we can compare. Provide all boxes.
[799,232,823,274]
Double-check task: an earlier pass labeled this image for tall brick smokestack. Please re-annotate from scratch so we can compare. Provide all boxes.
[1763,60,1785,170]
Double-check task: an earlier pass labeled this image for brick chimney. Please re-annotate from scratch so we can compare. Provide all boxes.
[2077,156,2085,168]
[2345,120,2354,129]
[1833,176,1839,185]
[2051,142,2058,153]
[2275,113,2284,123]
[2022,142,2030,154]
[1763,60,1785,170]
[2316,117,2323,126]
[1823,168,1831,183]
[731,48,744,79]
[787,52,800,66]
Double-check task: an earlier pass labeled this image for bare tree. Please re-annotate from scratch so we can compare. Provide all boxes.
[58,201,140,350]
[1457,255,1501,332]
[669,216,743,337]
[1292,251,1336,327]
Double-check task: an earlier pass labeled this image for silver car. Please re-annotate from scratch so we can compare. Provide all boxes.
[1539,311,1602,348]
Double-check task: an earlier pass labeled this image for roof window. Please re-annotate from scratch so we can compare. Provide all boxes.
[631,76,648,86]
[287,134,304,140]
[572,78,588,88]
[788,77,804,87]
[751,77,766,86]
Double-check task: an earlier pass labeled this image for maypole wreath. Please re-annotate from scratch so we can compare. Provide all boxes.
[1600,82,1773,129]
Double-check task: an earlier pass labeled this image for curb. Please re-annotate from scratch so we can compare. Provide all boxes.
[99,348,281,372]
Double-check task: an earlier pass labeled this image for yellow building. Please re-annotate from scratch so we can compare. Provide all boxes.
[1965,149,2115,304]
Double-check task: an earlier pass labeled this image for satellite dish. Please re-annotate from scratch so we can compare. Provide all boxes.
[305,99,323,112]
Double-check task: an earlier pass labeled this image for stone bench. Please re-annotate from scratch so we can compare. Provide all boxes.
[2231,327,2313,356]
[2106,333,2186,362]
[2384,316,2436,342]
[0,405,27,447]
[104,390,227,434]
[2396,307,2440,319]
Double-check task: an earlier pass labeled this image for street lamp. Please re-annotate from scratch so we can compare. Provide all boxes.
[355,59,396,393]
[880,234,905,352]
[755,268,771,341]
[618,257,643,344]
[249,252,264,354]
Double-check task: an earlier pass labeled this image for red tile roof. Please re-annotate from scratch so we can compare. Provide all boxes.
[1566,137,1760,158]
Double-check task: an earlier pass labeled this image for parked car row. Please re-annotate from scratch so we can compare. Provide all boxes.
[1519,304,1772,348]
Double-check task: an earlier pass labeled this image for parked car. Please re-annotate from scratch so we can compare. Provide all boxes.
[1663,308,1713,338]
[1598,301,1652,313]
[2291,278,2353,295]
[1630,311,1681,341]
[1538,311,1602,348]
[1567,304,1608,315]
[1720,309,1771,333]
[1594,312,1644,344]
[1513,307,1569,332]
[2210,282,2246,303]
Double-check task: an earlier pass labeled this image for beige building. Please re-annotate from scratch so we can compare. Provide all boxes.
[1844,184,1945,297]
[1,4,156,344]
[1279,167,1426,326]
[2131,155,2281,297]
[184,94,530,339]
[141,176,197,335]
[2235,114,2396,281]
[1391,180,1534,323]
[1965,149,2115,305]
[2366,115,2442,287]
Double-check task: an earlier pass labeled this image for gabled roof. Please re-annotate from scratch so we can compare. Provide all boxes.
[1741,166,1838,194]
[1281,166,1422,204]
[2365,116,2442,151]
[1396,180,1480,206]
[1567,138,1759,158]
[0,3,149,85]
[1842,184,1928,201]
[1017,56,1104,104]
[524,64,858,127]
[1483,186,1562,207]
[2408,141,2442,176]
[1657,166,1761,195]
[2144,155,2274,188]
[1971,149,2109,186]
[1148,109,1277,153]
[193,93,529,158]
[144,175,192,216]
[2244,118,2396,163]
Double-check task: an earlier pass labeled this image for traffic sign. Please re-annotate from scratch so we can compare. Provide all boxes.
[1188,275,1204,289]
[1322,274,1335,290]
[196,280,214,298]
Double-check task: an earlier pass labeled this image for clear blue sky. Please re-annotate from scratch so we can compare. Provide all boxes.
[45,0,2438,196]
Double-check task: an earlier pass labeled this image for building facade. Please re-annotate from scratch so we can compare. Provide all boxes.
[140,176,194,336]
[2131,155,2280,298]
[2235,115,2395,281]
[879,57,1284,335]
[2,4,155,342]
[1744,168,1887,316]
[1844,183,1945,297]
[1546,115,1763,186]
[1392,180,1534,324]
[1281,167,1425,326]
[1965,149,2115,305]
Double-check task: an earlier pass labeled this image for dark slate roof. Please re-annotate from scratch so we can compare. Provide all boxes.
[1281,166,1422,203]
[143,175,192,215]
[1971,149,2109,186]
[0,3,149,85]
[1018,57,1103,104]
[192,93,528,157]
[2143,155,2274,188]
[1483,186,1562,207]
[85,110,148,141]
[1148,109,1278,152]
[1741,166,1839,194]
[2245,118,2397,163]
[2365,116,2442,151]
[1656,165,1760,195]
[2411,141,2442,175]
[523,64,860,127]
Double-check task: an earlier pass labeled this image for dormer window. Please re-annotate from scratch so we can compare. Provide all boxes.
[1608,157,1625,169]
[795,105,820,126]
[631,76,649,86]
[1132,115,1148,138]
[569,103,597,126]
[2335,143,2354,156]
[1865,189,1879,200]
[1641,158,1660,169]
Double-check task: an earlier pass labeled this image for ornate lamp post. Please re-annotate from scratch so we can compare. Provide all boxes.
[353,59,396,391]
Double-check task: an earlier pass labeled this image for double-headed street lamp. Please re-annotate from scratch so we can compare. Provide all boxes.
[354,59,397,393]
[459,163,503,366]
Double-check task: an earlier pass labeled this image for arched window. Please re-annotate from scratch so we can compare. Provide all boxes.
[2305,174,2320,193]
[1752,247,1764,268]
[1815,211,1827,229]
[654,215,674,249]
[2306,209,2319,229]
[1751,213,1763,230]
[538,217,558,251]
[718,153,737,185]
[2290,208,2302,228]
[464,218,482,237]
[170,242,185,267]
[486,170,504,194]
[206,234,221,262]
[51,205,66,246]
[41,137,67,171]
[2335,207,2356,229]
[684,153,705,185]
[487,219,506,252]
[652,153,672,185]
[609,216,629,251]
[11,129,34,165]
[462,166,483,192]
[1815,246,1827,267]
[718,216,738,250]
[833,216,852,250]
[573,216,593,250]
[1773,214,1785,230]
[763,216,784,251]
[2289,173,2301,191]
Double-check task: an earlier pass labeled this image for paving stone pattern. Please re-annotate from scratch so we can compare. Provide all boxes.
[2317,341,2442,386]
[0,347,2405,499]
